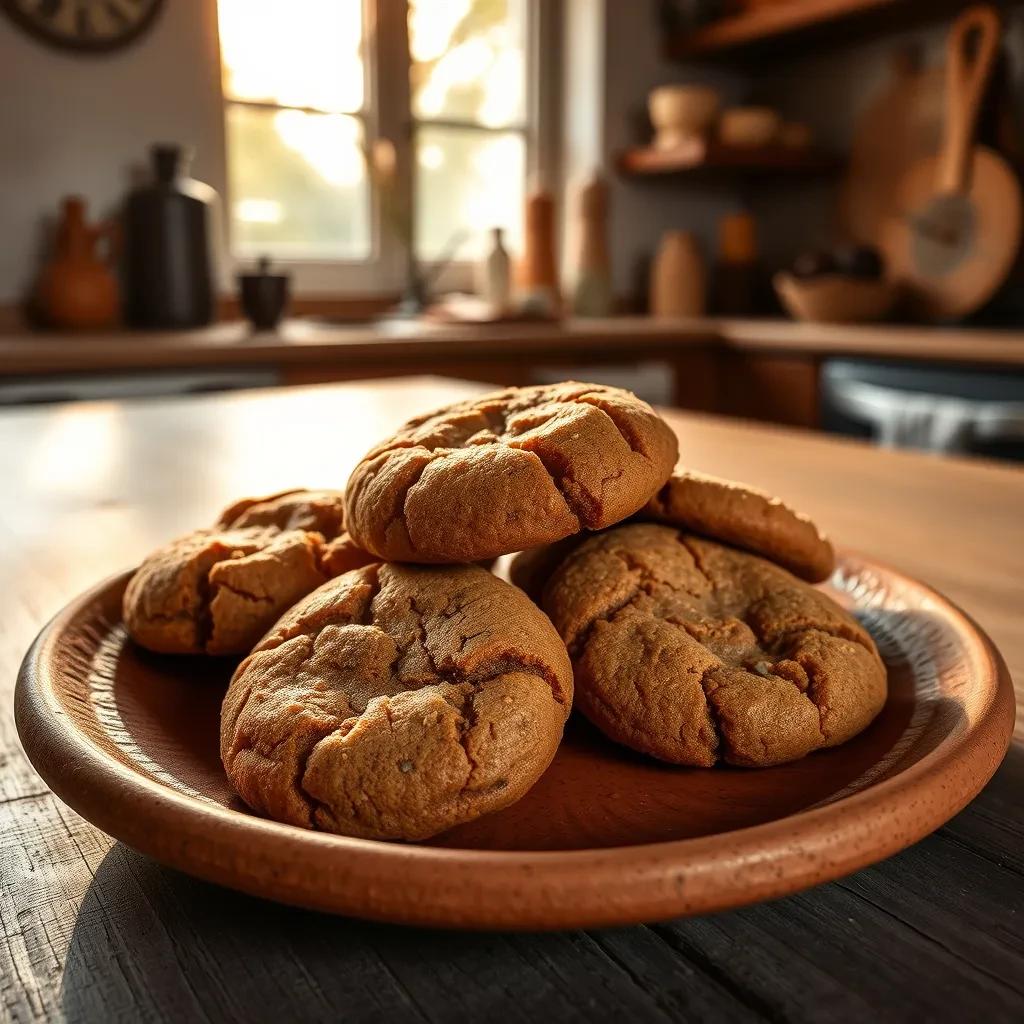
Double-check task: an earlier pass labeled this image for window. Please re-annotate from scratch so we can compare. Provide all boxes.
[217,0,548,292]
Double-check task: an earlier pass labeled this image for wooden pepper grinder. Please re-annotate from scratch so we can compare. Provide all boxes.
[518,188,559,316]
[572,174,614,317]
[36,196,119,330]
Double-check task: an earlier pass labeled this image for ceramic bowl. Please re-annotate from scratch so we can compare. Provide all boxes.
[775,272,900,324]
[648,84,721,150]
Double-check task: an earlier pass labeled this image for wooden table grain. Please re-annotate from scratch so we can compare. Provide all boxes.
[1,377,1021,1023]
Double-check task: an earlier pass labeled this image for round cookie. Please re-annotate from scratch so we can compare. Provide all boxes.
[345,382,679,563]
[124,526,330,655]
[125,489,371,655]
[642,471,835,583]
[544,523,885,768]
[221,563,573,841]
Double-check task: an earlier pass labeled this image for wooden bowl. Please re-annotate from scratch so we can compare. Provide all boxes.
[775,272,900,324]
[14,556,1014,930]
[648,84,721,150]
[719,106,782,147]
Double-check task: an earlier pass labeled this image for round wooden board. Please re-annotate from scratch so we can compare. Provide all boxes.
[15,556,1015,931]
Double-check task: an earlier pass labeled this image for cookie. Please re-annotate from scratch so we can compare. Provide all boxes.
[345,382,678,563]
[124,526,329,655]
[642,471,835,583]
[125,489,369,655]
[221,563,573,841]
[218,488,347,536]
[544,523,885,768]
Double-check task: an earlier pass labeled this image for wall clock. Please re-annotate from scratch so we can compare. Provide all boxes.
[2,0,164,53]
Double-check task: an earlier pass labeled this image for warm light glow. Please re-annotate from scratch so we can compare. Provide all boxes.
[236,198,284,224]
[409,0,526,127]
[28,405,120,497]
[217,0,364,113]
[466,134,522,228]
[408,0,472,63]
[418,143,445,170]
[273,109,364,187]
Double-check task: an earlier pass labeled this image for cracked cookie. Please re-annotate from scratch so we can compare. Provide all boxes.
[544,523,885,768]
[218,488,347,536]
[345,382,678,563]
[642,471,835,583]
[221,563,573,841]
[124,489,370,655]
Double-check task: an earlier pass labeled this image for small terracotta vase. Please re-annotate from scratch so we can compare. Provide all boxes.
[650,229,706,317]
[36,196,119,330]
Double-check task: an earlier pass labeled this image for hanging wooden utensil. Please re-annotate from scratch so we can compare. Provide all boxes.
[881,4,1021,321]
[838,46,944,246]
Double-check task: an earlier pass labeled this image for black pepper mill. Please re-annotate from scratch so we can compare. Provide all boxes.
[123,144,216,328]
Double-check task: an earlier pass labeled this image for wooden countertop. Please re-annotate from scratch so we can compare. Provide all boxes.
[2,316,1024,376]
[1,377,1020,1019]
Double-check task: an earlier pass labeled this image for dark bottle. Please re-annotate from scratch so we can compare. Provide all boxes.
[123,144,216,328]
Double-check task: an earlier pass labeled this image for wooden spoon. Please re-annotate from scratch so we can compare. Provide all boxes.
[881,4,1021,321]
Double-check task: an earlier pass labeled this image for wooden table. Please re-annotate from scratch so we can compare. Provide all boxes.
[1,377,1021,1022]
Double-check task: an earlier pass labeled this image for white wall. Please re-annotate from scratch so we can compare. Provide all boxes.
[599,2,746,304]
[0,0,226,304]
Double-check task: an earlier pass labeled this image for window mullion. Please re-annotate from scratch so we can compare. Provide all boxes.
[371,0,414,292]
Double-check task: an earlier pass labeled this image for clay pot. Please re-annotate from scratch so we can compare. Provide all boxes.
[36,197,119,330]
[239,257,290,331]
[650,230,706,317]
[649,84,721,150]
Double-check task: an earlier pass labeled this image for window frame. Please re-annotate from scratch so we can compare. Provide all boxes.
[218,0,555,297]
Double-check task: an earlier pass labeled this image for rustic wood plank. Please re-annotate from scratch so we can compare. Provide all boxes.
[3,317,1024,380]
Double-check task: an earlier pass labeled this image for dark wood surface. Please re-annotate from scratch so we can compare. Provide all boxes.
[2,377,1022,1022]
[662,0,971,59]
[617,142,842,177]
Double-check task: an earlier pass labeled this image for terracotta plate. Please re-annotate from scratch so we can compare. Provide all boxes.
[15,555,1015,930]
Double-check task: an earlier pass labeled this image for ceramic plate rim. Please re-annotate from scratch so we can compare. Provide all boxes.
[14,555,1016,930]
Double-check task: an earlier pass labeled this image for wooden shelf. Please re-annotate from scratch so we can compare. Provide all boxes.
[618,140,842,177]
[665,0,926,58]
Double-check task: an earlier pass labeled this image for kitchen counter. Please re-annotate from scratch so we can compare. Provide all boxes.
[2,316,1024,376]
[1,377,1021,1020]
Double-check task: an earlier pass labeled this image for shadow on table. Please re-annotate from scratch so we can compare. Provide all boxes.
[58,746,1024,1023]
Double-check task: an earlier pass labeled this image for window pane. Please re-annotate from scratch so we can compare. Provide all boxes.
[226,105,370,260]
[415,126,525,261]
[410,0,527,127]
[218,0,363,113]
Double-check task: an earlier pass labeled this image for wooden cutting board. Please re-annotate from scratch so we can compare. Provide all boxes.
[880,4,1022,320]
[838,48,944,246]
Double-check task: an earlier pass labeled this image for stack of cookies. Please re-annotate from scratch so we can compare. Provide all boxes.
[124,382,887,842]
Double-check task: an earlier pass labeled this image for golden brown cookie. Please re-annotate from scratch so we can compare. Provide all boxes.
[544,523,885,768]
[217,488,346,536]
[221,563,573,841]
[125,489,371,655]
[345,382,679,563]
[642,471,835,583]
[124,527,329,655]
